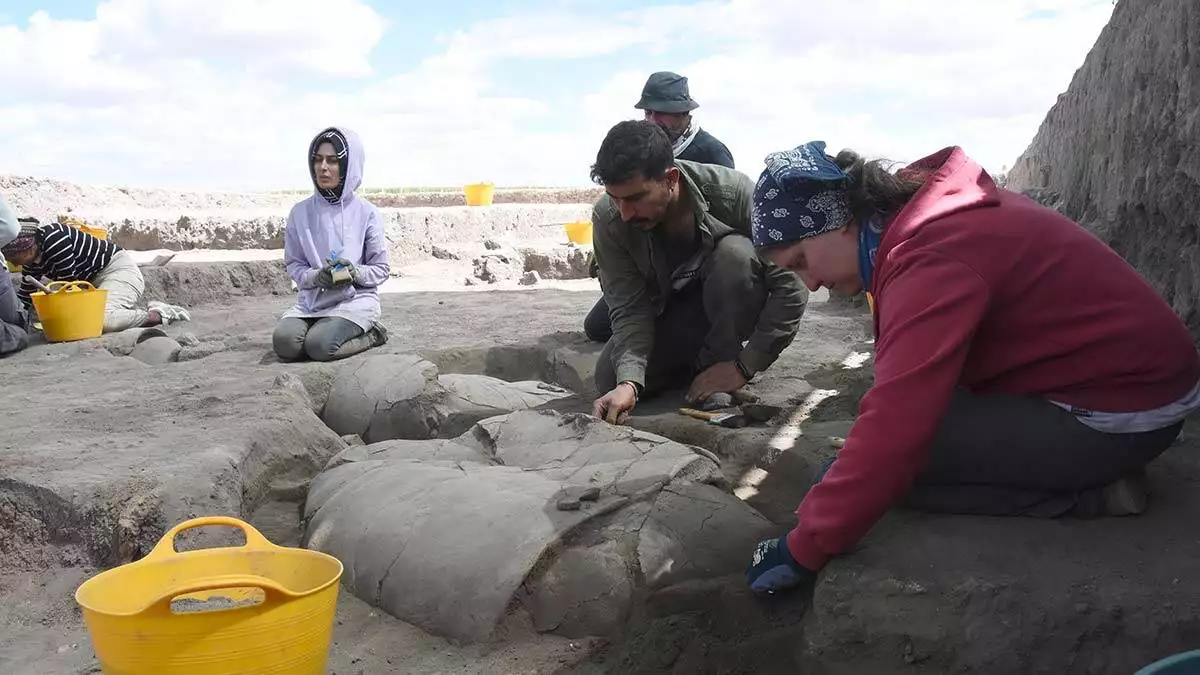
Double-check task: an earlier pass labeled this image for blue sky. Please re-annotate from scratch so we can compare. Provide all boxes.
[0,0,1115,190]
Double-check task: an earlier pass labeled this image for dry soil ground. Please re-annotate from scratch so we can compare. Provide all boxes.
[3,270,1197,675]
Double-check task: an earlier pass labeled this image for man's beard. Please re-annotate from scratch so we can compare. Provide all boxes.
[658,123,684,142]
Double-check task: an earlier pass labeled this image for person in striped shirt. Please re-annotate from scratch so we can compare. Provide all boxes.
[1,219,191,333]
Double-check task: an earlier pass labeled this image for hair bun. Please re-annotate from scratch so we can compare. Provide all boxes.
[833,149,862,172]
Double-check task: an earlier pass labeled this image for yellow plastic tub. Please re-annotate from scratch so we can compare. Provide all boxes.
[75,516,343,675]
[80,223,109,240]
[61,216,109,240]
[31,281,107,342]
[563,220,593,245]
[463,182,495,206]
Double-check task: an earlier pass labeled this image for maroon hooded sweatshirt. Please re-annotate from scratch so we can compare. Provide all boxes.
[786,147,1200,572]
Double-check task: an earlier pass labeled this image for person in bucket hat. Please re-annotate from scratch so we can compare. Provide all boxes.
[583,72,737,343]
[634,71,734,172]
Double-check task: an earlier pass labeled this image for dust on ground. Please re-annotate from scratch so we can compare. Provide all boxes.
[0,273,872,675]
[4,252,1199,675]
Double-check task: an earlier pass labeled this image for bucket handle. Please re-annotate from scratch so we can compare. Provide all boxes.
[145,515,279,561]
[143,573,302,615]
[45,281,97,294]
[136,517,301,615]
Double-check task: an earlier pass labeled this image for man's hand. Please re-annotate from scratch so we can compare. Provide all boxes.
[746,536,816,595]
[686,361,747,404]
[591,382,638,425]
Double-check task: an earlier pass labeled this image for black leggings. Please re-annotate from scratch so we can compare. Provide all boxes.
[902,390,1183,517]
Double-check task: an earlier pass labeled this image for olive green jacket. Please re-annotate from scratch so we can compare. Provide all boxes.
[592,160,808,388]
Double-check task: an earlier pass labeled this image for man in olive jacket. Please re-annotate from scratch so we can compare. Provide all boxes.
[589,120,809,424]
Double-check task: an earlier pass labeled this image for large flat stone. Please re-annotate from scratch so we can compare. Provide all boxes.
[319,354,573,443]
[302,410,774,643]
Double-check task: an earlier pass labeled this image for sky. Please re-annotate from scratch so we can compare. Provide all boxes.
[0,0,1115,191]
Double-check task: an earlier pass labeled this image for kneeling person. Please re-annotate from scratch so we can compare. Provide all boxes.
[273,126,390,362]
[0,194,29,356]
[589,120,808,423]
[2,219,190,333]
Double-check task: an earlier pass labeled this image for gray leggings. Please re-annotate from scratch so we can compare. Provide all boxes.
[904,390,1183,517]
[272,317,365,362]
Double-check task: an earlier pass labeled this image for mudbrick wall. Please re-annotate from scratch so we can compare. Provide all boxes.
[1007,0,1200,339]
[0,174,598,262]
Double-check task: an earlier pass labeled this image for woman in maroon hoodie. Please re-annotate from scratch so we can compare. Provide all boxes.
[744,141,1200,594]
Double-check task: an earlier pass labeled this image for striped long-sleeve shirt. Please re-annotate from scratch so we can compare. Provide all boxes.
[17,223,121,308]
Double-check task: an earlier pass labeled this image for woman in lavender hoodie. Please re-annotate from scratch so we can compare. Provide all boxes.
[273,127,391,361]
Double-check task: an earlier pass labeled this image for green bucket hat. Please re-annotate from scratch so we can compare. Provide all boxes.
[634,71,700,114]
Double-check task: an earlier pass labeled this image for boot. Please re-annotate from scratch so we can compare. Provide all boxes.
[329,322,389,361]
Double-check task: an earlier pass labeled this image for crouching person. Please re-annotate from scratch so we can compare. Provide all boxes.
[273,126,390,362]
[744,142,1200,595]
[1,219,190,333]
[587,121,809,424]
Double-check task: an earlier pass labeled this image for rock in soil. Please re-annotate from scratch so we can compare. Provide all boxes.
[430,245,459,260]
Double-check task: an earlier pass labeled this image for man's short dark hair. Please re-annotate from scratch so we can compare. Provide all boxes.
[590,120,675,186]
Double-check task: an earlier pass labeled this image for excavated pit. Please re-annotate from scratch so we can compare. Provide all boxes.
[0,276,868,674]
[3,274,1200,675]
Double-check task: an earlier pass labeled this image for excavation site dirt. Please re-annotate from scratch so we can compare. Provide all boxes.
[1,254,1198,675]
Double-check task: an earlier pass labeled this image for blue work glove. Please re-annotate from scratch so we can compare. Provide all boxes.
[746,536,816,594]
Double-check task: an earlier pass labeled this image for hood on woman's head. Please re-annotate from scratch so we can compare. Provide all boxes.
[308,126,366,206]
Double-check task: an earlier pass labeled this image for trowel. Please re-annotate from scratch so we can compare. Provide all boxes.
[23,275,56,294]
[679,407,747,428]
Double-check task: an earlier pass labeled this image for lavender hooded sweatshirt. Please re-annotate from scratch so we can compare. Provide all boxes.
[281,127,390,330]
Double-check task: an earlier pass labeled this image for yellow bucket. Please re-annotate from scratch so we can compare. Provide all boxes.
[80,223,109,240]
[563,220,593,245]
[31,280,108,342]
[75,516,343,675]
[61,216,109,240]
[463,182,495,206]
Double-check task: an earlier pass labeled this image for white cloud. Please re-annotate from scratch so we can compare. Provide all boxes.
[0,0,1113,191]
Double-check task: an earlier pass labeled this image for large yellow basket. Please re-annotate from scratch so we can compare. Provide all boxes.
[75,516,343,675]
[31,281,107,342]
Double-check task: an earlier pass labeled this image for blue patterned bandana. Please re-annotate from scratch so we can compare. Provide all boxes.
[751,141,853,248]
